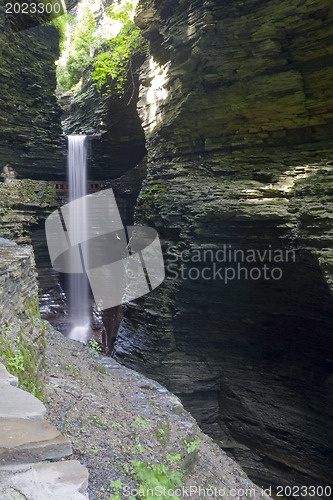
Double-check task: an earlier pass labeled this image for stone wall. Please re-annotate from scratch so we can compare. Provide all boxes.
[0,241,37,324]
[136,0,333,155]
[0,239,46,398]
[114,0,333,493]
[0,180,58,397]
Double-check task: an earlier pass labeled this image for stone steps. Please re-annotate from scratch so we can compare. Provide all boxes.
[0,363,89,499]
[0,385,46,419]
[0,363,18,387]
[0,418,73,464]
[0,461,89,500]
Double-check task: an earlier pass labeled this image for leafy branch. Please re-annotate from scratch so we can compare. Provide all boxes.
[91,2,144,95]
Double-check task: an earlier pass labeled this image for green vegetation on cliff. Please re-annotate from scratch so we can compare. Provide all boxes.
[0,301,47,401]
[91,1,143,94]
[54,0,144,95]
[55,9,96,90]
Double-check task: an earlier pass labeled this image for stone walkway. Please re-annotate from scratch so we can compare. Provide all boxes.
[0,362,89,499]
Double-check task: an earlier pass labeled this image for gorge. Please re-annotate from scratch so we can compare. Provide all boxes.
[0,0,333,498]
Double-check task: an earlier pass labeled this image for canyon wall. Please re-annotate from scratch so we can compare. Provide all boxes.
[0,5,64,179]
[114,0,333,493]
[0,242,38,325]
[0,239,46,399]
[0,181,59,396]
[60,0,147,180]
[61,58,147,180]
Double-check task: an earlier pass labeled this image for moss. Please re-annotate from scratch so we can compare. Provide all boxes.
[155,418,171,448]
[0,327,45,401]
[0,301,47,401]
[94,363,108,375]
[0,180,58,243]
[41,184,58,208]
[136,181,167,221]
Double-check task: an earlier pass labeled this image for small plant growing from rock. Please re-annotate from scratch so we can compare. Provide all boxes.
[0,327,43,400]
[130,460,183,499]
[166,453,182,466]
[183,438,201,454]
[88,338,102,354]
[109,478,123,500]
[132,416,149,429]
[6,336,25,374]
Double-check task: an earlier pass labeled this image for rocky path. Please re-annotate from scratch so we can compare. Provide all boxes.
[43,327,271,500]
[0,362,89,499]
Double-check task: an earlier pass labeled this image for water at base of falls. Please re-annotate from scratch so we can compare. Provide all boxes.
[67,135,91,343]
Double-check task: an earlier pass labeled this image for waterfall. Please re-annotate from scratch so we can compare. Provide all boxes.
[67,135,90,342]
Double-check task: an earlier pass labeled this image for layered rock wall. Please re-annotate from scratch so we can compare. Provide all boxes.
[136,0,333,154]
[0,5,64,179]
[114,0,333,493]
[0,242,37,324]
[0,181,58,397]
[0,179,58,243]
[0,239,46,398]
[61,65,147,180]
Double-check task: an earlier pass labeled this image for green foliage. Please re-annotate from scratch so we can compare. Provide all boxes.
[166,453,182,466]
[5,336,25,374]
[90,414,107,426]
[54,1,144,94]
[131,460,183,499]
[111,422,124,429]
[64,363,80,377]
[104,430,201,499]
[91,1,144,94]
[0,326,45,400]
[88,338,102,354]
[109,478,123,500]
[155,420,170,448]
[132,416,150,429]
[56,10,96,91]
[183,438,201,454]
[52,14,69,53]
[137,182,167,221]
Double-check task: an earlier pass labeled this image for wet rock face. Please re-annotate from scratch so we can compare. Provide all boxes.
[114,0,333,492]
[0,16,64,179]
[61,68,147,180]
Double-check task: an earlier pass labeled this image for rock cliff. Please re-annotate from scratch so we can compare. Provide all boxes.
[0,6,64,179]
[0,181,270,500]
[2,0,332,493]
[114,0,333,493]
[61,59,147,180]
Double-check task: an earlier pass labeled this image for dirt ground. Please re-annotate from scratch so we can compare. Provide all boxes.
[44,326,270,500]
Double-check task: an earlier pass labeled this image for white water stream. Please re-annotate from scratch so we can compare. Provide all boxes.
[67,135,90,342]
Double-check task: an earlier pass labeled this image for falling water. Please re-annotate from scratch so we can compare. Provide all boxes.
[67,135,90,342]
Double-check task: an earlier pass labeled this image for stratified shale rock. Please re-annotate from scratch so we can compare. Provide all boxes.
[114,0,333,494]
[0,6,65,179]
[61,66,147,180]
